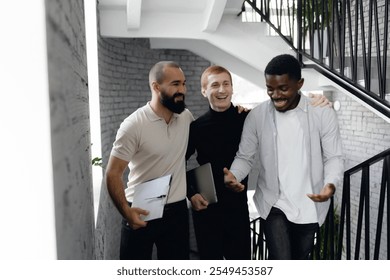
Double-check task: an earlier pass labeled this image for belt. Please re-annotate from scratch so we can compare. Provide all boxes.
[164,199,187,212]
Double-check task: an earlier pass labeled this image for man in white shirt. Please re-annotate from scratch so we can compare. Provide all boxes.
[224,54,344,259]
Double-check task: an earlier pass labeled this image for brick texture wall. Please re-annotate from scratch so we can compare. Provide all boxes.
[46,0,95,259]
[95,37,210,259]
[333,91,390,259]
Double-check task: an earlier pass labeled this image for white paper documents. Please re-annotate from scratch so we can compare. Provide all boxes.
[131,174,172,221]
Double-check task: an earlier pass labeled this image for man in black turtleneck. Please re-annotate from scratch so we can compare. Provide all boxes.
[186,65,251,260]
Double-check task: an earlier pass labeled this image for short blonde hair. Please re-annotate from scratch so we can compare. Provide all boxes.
[200,65,232,90]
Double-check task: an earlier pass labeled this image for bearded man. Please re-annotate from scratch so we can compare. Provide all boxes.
[106,61,193,260]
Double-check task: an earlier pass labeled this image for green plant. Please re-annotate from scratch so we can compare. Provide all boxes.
[92,156,102,167]
[302,0,333,33]
[312,205,342,260]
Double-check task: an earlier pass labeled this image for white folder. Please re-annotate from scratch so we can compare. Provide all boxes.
[131,174,172,221]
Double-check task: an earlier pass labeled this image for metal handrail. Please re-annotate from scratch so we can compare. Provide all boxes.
[243,0,390,118]
[338,148,390,259]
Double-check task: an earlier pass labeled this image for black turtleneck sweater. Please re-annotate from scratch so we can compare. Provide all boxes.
[186,104,249,207]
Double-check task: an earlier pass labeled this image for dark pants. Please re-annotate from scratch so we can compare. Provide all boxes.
[192,202,251,260]
[120,199,189,260]
[261,207,319,260]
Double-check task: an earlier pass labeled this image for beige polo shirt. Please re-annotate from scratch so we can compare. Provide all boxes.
[111,102,194,204]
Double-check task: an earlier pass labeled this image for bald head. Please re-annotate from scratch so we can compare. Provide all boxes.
[149,61,182,86]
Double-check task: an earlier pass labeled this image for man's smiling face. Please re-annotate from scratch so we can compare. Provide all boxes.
[203,72,233,112]
[265,73,304,112]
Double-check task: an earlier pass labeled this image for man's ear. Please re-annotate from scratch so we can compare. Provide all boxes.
[152,82,160,92]
[297,78,304,90]
[201,88,207,98]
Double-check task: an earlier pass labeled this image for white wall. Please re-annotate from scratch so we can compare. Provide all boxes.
[0,0,56,259]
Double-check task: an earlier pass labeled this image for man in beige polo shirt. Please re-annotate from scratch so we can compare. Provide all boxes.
[105,61,194,260]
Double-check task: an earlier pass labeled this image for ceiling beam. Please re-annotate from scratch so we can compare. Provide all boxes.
[127,0,142,29]
[202,0,227,32]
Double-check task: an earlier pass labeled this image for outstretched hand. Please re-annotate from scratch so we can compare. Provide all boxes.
[307,183,335,202]
[223,167,245,192]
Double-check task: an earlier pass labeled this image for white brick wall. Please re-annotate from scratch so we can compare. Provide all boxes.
[333,91,390,259]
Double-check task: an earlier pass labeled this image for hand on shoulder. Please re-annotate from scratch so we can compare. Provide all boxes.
[236,105,251,114]
[308,92,333,108]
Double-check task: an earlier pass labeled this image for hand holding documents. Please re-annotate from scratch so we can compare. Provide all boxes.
[186,163,218,204]
[131,174,172,221]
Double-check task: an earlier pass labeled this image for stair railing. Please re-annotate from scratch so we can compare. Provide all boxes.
[338,148,390,259]
[243,0,390,118]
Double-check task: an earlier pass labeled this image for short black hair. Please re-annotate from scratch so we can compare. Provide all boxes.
[264,54,302,81]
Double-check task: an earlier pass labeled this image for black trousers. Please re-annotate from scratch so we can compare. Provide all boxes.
[192,202,251,260]
[120,199,189,260]
[261,207,319,260]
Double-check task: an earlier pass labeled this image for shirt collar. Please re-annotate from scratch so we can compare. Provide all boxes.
[144,102,179,122]
[209,103,235,116]
[296,92,308,113]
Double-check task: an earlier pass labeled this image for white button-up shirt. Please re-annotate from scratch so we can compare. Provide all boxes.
[230,94,344,225]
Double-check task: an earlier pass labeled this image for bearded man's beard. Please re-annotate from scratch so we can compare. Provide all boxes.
[160,91,186,114]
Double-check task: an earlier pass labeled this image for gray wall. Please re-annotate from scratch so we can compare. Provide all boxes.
[95,37,211,259]
[46,0,95,259]
[332,91,390,260]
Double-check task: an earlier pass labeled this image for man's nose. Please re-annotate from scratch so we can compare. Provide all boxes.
[179,84,186,93]
[270,90,281,98]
